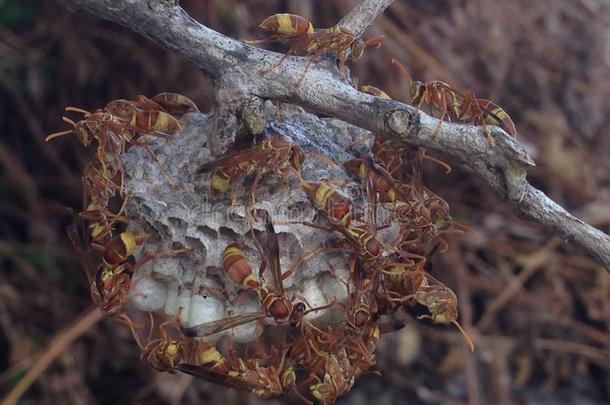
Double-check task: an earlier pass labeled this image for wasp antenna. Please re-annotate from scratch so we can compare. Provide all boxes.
[243,38,272,45]
[45,129,72,142]
[429,236,450,253]
[447,221,479,238]
[391,58,414,86]
[422,153,452,174]
[65,106,91,115]
[452,319,475,352]
[61,116,78,126]
[365,35,384,49]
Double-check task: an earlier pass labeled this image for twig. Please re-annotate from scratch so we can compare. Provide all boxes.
[447,250,481,405]
[57,0,610,270]
[534,338,610,369]
[378,14,461,85]
[475,238,561,332]
[1,307,103,405]
[337,0,395,36]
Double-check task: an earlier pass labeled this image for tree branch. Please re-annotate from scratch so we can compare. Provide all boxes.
[338,0,395,36]
[58,0,610,270]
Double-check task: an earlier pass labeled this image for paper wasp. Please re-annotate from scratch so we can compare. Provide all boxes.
[188,340,230,375]
[88,230,170,318]
[378,258,474,352]
[234,352,296,398]
[307,348,358,405]
[79,162,130,241]
[65,212,144,342]
[343,157,411,211]
[64,105,181,178]
[222,243,263,289]
[341,151,457,258]
[196,136,305,198]
[141,313,185,372]
[46,106,180,149]
[463,97,517,137]
[185,215,320,339]
[392,59,517,144]
[179,346,296,399]
[349,326,380,378]
[300,181,382,261]
[377,259,425,314]
[68,209,189,319]
[414,273,475,352]
[246,13,383,87]
[345,257,379,329]
[371,137,409,179]
[293,296,380,403]
[300,181,353,228]
[142,310,231,374]
[47,94,188,192]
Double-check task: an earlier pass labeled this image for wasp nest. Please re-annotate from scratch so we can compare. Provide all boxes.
[54,90,466,404]
[124,102,376,343]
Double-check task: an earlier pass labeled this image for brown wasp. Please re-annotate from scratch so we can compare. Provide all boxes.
[377,258,425,314]
[345,257,380,329]
[88,231,149,317]
[184,214,324,339]
[300,181,382,261]
[141,308,230,374]
[300,181,354,228]
[179,346,296,399]
[196,136,305,200]
[307,348,358,405]
[246,13,383,87]
[79,162,130,241]
[400,150,473,250]
[414,273,475,352]
[392,59,517,144]
[343,157,411,212]
[234,350,297,398]
[47,94,189,191]
[46,106,181,154]
[462,97,517,137]
[65,212,145,344]
[141,313,185,372]
[67,209,189,321]
[378,258,474,352]
[371,136,410,179]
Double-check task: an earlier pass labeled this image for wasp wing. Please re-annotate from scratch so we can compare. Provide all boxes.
[263,214,284,295]
[65,208,97,285]
[177,364,265,392]
[182,311,266,338]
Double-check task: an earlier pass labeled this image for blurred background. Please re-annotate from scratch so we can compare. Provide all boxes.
[1,0,609,403]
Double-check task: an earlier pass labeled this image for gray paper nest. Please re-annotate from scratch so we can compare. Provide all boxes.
[122,102,386,344]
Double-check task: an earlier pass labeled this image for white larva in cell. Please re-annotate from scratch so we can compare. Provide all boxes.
[129,276,168,312]
[187,294,227,344]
